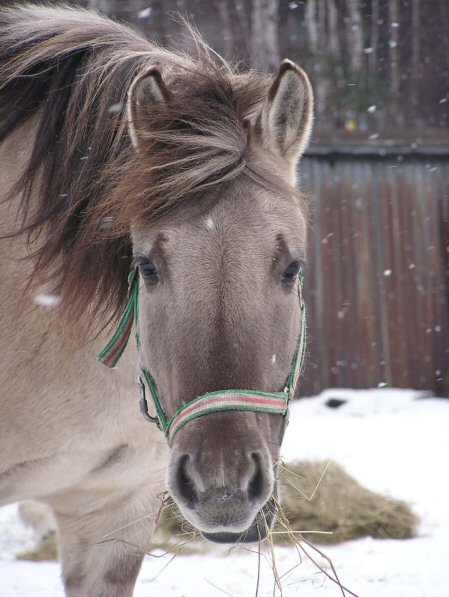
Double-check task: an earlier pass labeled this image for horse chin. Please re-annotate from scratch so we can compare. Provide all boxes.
[200,498,276,544]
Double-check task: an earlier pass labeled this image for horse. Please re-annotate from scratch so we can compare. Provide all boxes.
[0,4,313,596]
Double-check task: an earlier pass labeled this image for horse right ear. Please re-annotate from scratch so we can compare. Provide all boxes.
[257,60,313,177]
[127,68,171,151]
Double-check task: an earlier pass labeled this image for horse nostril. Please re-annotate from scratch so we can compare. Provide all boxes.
[248,452,264,501]
[176,455,198,507]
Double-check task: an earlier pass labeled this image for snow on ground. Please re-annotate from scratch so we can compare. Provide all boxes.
[1,388,449,596]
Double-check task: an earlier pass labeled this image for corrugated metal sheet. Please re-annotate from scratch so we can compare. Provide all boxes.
[299,147,449,395]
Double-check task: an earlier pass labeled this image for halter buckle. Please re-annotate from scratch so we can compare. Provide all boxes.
[138,376,162,430]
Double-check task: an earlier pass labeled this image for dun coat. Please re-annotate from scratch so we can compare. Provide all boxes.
[0,5,313,595]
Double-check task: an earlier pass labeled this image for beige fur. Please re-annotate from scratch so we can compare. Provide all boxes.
[0,7,313,596]
[0,123,167,596]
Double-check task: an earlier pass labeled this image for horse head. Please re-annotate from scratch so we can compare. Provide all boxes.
[118,59,313,542]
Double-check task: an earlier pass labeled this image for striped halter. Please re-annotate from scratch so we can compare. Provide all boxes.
[98,269,306,445]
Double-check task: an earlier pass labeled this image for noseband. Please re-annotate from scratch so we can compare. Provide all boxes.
[98,269,306,445]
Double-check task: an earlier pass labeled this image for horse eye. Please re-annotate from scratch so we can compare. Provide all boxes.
[138,260,159,283]
[281,261,301,284]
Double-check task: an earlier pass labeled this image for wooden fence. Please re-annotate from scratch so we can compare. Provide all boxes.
[299,144,449,395]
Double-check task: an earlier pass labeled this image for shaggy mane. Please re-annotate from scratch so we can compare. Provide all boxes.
[0,4,282,323]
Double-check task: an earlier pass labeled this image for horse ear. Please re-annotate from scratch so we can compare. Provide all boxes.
[127,68,171,150]
[259,59,313,169]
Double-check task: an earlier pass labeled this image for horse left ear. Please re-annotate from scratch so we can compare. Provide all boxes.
[127,67,172,151]
[259,59,314,170]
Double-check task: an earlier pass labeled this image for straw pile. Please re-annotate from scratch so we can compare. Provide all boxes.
[276,460,418,544]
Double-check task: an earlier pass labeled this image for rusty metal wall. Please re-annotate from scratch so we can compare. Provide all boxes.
[299,147,449,395]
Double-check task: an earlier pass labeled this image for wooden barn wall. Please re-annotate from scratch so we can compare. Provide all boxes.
[299,150,449,395]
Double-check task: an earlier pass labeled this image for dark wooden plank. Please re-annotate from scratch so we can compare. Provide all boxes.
[298,152,449,395]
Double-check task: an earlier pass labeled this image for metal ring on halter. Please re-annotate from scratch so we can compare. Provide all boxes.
[138,376,162,430]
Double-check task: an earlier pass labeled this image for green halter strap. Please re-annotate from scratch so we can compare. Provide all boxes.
[98,269,307,446]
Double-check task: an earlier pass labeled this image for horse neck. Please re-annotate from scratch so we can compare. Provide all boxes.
[0,121,146,457]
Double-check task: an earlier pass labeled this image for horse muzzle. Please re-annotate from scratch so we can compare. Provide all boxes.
[167,448,276,543]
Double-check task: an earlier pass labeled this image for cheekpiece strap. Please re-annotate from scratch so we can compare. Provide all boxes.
[284,277,307,400]
[97,270,138,368]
